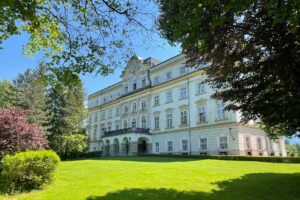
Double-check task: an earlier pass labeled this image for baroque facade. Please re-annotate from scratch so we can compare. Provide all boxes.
[87,54,287,157]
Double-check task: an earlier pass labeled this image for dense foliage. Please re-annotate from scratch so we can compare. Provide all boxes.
[286,142,300,157]
[0,108,48,157]
[0,0,156,87]
[1,150,60,192]
[47,79,88,159]
[158,0,300,137]
[0,80,18,108]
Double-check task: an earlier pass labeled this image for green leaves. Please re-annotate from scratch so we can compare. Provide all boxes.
[158,0,300,137]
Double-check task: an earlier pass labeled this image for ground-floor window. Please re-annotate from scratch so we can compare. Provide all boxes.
[167,141,173,152]
[257,138,262,150]
[245,136,251,149]
[182,140,188,151]
[155,142,159,153]
[219,136,228,149]
[200,138,207,150]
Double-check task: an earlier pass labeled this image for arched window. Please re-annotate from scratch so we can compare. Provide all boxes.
[131,118,136,128]
[124,120,128,128]
[141,116,147,129]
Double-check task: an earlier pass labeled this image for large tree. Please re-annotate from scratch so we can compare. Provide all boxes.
[0,0,156,87]
[47,79,87,159]
[0,80,18,108]
[0,108,48,157]
[158,0,300,137]
[12,64,51,128]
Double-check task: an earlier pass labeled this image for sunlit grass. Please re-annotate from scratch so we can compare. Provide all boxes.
[1,157,300,200]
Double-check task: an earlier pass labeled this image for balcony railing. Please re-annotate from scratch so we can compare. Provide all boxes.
[102,127,150,138]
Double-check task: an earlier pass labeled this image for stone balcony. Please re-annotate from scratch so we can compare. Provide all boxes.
[102,127,151,138]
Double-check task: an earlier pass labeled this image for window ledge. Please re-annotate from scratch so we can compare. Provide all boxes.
[165,100,174,104]
[197,121,208,125]
[196,91,206,96]
[215,118,229,122]
[165,126,174,130]
[153,104,160,107]
[179,97,188,100]
[179,124,189,128]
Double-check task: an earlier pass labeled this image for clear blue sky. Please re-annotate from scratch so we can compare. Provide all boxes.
[0,33,181,95]
[0,33,299,144]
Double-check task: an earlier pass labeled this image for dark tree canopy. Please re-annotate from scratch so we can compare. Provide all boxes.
[0,108,48,157]
[0,0,156,87]
[158,0,300,137]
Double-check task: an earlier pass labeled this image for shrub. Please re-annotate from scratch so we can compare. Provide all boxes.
[0,108,48,158]
[1,150,60,192]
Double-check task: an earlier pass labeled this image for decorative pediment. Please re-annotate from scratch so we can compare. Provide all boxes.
[121,55,148,79]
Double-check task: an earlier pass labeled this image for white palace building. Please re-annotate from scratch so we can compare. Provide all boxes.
[87,54,287,157]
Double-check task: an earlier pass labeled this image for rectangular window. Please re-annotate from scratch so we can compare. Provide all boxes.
[200,138,207,150]
[103,97,106,103]
[198,106,206,123]
[133,83,137,91]
[101,111,105,120]
[124,86,128,93]
[167,113,173,128]
[115,124,119,130]
[124,120,128,128]
[219,136,228,149]
[198,82,205,93]
[142,79,146,87]
[94,112,98,122]
[245,137,251,149]
[115,108,119,116]
[166,72,172,80]
[181,110,188,125]
[180,66,187,75]
[166,92,173,103]
[217,103,226,120]
[182,140,188,151]
[154,76,160,85]
[154,96,160,106]
[257,138,262,150]
[180,87,187,99]
[108,109,112,118]
[93,126,97,140]
[154,116,160,129]
[155,142,159,153]
[167,141,173,152]
[107,125,111,132]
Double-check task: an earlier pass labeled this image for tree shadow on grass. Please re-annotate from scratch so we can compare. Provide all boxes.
[87,173,300,200]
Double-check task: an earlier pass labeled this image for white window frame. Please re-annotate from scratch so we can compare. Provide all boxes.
[166,92,172,103]
[131,118,136,128]
[200,138,207,150]
[219,136,228,149]
[198,106,206,123]
[141,100,147,110]
[180,110,188,125]
[155,142,159,153]
[154,116,160,129]
[166,71,172,80]
[182,139,188,151]
[166,113,173,128]
[198,82,205,93]
[167,141,173,152]
[245,136,251,149]
[257,137,263,150]
[217,103,226,120]
[180,87,187,99]
[154,76,160,85]
[141,116,147,129]
[154,96,160,106]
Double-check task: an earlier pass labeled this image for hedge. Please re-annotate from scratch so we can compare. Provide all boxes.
[141,154,300,163]
[1,150,60,192]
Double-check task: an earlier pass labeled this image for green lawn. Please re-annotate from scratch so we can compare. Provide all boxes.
[1,157,300,200]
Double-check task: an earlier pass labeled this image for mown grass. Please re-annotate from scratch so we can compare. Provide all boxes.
[1,156,300,200]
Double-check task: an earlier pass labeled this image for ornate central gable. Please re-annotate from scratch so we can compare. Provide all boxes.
[121,55,149,80]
